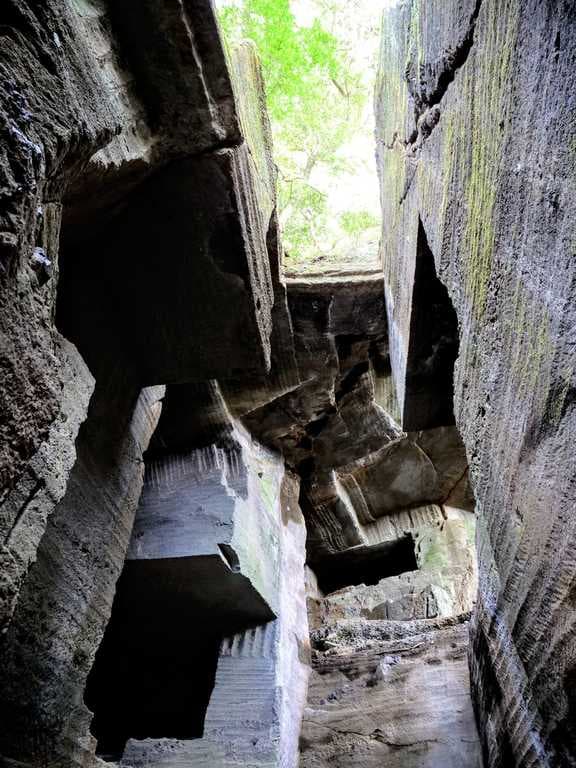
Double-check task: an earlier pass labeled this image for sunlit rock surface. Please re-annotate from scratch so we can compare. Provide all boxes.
[117,453,310,768]
[308,505,477,627]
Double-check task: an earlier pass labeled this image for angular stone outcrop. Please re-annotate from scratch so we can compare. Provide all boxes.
[308,505,477,626]
[301,616,482,768]
[0,0,279,636]
[120,470,309,768]
[0,4,301,767]
[376,1,576,765]
[240,272,473,573]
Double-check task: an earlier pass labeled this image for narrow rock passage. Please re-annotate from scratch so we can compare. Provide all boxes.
[2,1,574,766]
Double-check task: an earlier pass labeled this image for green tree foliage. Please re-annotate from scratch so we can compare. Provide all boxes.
[340,210,380,237]
[219,0,378,268]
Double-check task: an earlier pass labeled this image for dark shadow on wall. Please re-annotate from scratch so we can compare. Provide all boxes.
[84,571,222,760]
[403,218,460,431]
[312,535,418,595]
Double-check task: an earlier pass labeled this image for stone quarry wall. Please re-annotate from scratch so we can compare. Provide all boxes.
[2,1,573,767]
[0,2,479,766]
[0,2,305,766]
[376,1,576,766]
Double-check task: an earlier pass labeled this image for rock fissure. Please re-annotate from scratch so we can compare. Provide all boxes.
[405,0,483,148]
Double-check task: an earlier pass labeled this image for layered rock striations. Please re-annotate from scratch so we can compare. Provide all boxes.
[300,616,482,768]
[0,2,478,766]
[3,1,572,768]
[375,1,576,766]
[0,3,301,765]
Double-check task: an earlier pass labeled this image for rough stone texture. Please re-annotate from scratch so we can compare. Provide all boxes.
[0,4,301,767]
[308,505,477,627]
[0,384,164,766]
[128,426,284,620]
[242,273,473,571]
[0,336,93,633]
[1,1,542,767]
[0,0,277,632]
[376,2,576,765]
[219,41,301,415]
[300,616,482,768]
[0,1,114,503]
[117,459,310,768]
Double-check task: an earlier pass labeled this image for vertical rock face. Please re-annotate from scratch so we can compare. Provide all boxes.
[3,0,573,767]
[0,3,305,767]
[1,0,478,754]
[119,467,309,768]
[300,616,483,768]
[376,2,576,765]
[0,384,164,765]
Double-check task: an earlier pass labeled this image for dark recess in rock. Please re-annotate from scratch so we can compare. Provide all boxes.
[312,535,418,595]
[84,579,223,759]
[403,219,459,431]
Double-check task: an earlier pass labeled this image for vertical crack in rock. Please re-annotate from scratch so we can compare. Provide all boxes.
[398,0,484,206]
[408,0,483,122]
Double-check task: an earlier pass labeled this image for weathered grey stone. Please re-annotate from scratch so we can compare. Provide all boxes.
[9,1,576,767]
[0,336,93,633]
[0,0,278,638]
[309,505,477,627]
[376,1,576,764]
[0,384,164,766]
[0,5,289,765]
[128,422,285,621]
[301,616,482,768]
[117,460,310,768]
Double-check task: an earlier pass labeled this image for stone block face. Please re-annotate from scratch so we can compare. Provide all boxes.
[5,0,574,765]
[0,4,289,765]
[376,1,576,764]
[310,505,477,626]
[0,336,93,633]
[118,464,310,768]
[129,422,285,621]
[0,0,279,631]
[0,384,164,766]
[301,617,482,768]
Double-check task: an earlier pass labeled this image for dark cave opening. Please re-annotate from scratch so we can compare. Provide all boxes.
[403,218,460,431]
[312,535,418,595]
[84,562,222,760]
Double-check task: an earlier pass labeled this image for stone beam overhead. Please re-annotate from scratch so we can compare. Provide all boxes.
[0,0,275,502]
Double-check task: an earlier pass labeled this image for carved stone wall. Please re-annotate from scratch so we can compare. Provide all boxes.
[375,2,576,765]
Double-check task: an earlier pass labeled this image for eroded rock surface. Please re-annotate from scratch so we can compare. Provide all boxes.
[376,1,576,765]
[301,616,482,768]
[308,505,477,627]
[2,1,573,767]
[0,4,300,766]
